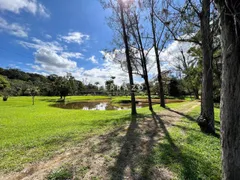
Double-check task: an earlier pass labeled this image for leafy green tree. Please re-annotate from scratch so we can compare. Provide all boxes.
[55,77,71,101]
[68,76,77,95]
[105,79,114,96]
[0,75,10,91]
[26,87,39,105]
[0,75,10,101]
[168,78,182,97]
[77,81,85,94]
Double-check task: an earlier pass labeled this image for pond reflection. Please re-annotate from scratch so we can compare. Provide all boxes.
[51,101,145,110]
[51,99,185,111]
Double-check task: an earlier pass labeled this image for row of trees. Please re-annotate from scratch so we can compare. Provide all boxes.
[101,0,169,113]
[102,0,240,178]
[101,0,216,128]
[0,67,189,100]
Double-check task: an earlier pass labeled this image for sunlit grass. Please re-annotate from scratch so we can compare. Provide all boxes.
[0,96,210,177]
[0,96,167,172]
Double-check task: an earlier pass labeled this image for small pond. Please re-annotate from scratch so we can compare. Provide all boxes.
[51,101,146,110]
[51,99,185,111]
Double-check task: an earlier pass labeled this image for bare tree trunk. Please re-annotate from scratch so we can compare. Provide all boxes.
[194,88,199,99]
[215,0,240,178]
[32,96,35,105]
[150,2,165,108]
[142,57,153,111]
[144,75,153,111]
[119,0,137,115]
[197,0,215,134]
[134,14,153,111]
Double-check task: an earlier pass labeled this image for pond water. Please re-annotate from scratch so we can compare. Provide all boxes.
[51,101,146,110]
[51,99,185,111]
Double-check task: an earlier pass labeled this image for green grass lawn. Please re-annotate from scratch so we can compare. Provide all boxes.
[0,96,221,179]
[147,106,221,180]
[0,96,163,172]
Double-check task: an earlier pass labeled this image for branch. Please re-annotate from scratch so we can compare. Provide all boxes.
[153,10,202,46]
[187,0,201,16]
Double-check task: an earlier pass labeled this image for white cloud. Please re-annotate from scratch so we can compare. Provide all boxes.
[76,51,134,86]
[34,48,77,73]
[45,34,52,39]
[19,38,63,51]
[61,52,83,59]
[0,0,36,14]
[0,17,28,37]
[19,38,85,75]
[59,32,90,44]
[0,0,50,17]
[87,55,98,64]
[19,38,84,60]
[159,40,194,69]
[24,47,142,86]
[38,3,50,18]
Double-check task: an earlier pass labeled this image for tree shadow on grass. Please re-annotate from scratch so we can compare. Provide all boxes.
[148,111,220,180]
[107,110,220,180]
[112,119,134,178]
[109,110,203,180]
[108,113,160,180]
[164,108,196,121]
[164,108,220,138]
[109,115,140,180]
[39,98,59,103]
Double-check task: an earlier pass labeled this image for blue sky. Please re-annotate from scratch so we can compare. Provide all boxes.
[0,0,119,83]
[0,0,189,85]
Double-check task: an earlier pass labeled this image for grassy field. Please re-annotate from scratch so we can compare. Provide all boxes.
[0,96,162,172]
[0,96,221,179]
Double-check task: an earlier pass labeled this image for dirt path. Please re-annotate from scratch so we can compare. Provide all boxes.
[1,101,200,180]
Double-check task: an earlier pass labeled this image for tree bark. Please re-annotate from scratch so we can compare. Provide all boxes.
[198,0,215,133]
[32,96,35,105]
[144,75,153,111]
[150,2,165,108]
[119,0,137,115]
[215,0,240,178]
[194,88,199,99]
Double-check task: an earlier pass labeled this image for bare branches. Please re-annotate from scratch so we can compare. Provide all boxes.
[187,0,201,16]
[153,9,202,46]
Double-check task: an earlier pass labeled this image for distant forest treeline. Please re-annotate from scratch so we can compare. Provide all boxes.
[0,67,218,100]
[0,67,99,97]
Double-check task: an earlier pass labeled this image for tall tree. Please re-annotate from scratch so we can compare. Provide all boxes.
[198,0,215,134]
[26,87,39,105]
[155,0,216,133]
[127,7,153,111]
[101,0,137,115]
[0,75,10,101]
[148,0,168,107]
[0,75,10,92]
[55,77,71,101]
[120,0,137,115]
[215,0,240,178]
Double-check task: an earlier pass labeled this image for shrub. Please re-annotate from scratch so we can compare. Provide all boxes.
[47,166,73,180]
[3,96,8,101]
